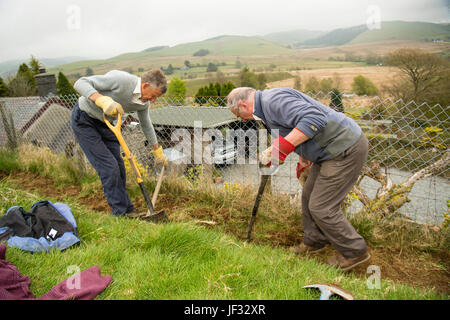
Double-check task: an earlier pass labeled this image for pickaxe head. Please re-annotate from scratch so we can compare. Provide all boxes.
[303,283,354,300]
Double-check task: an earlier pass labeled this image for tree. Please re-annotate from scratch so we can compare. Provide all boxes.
[365,53,382,66]
[352,75,379,96]
[220,81,236,96]
[293,76,302,91]
[57,72,77,96]
[384,48,449,105]
[214,70,226,84]
[167,77,186,104]
[194,81,236,105]
[329,88,344,113]
[257,73,267,90]
[320,77,334,92]
[184,60,191,68]
[163,64,174,75]
[29,55,42,74]
[85,67,94,76]
[206,62,218,72]
[239,67,265,89]
[0,76,9,97]
[304,76,320,94]
[7,63,38,96]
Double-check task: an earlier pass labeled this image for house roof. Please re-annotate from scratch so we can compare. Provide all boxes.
[0,96,43,131]
[0,96,73,147]
[148,106,237,128]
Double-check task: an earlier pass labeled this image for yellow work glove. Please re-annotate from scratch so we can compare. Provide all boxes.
[95,96,124,116]
[150,146,168,168]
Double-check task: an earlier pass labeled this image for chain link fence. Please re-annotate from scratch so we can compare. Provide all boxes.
[0,92,448,225]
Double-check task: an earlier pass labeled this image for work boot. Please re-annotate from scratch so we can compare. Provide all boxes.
[327,250,371,272]
[290,242,328,255]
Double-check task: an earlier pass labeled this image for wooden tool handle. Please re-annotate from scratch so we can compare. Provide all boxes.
[152,166,165,207]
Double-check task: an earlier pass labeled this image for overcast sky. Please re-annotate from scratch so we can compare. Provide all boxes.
[0,0,448,63]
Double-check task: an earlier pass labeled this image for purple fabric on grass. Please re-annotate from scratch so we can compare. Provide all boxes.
[0,244,112,300]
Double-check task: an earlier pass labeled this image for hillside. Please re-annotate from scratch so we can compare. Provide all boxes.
[142,35,293,57]
[301,24,368,47]
[259,29,326,47]
[350,21,450,44]
[297,21,449,47]
[48,35,293,76]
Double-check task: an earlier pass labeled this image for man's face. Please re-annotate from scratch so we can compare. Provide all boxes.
[232,101,254,122]
[141,83,162,103]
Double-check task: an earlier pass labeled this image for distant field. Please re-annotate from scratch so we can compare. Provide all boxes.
[267,66,399,93]
[291,40,450,60]
[50,39,448,78]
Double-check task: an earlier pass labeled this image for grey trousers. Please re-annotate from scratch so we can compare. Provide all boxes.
[301,134,369,258]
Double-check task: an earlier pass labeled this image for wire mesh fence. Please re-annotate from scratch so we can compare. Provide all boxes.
[0,91,448,225]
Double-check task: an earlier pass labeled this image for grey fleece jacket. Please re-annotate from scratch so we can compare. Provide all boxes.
[74,70,158,145]
[253,88,362,163]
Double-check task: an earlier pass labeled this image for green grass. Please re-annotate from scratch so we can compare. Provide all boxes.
[0,179,444,300]
[0,146,448,299]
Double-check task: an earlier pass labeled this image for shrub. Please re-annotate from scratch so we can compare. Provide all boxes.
[352,75,379,96]
[167,77,186,105]
[304,76,320,94]
[57,72,77,96]
[329,88,344,112]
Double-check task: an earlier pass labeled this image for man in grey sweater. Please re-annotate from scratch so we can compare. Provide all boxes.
[227,87,370,272]
[72,69,168,217]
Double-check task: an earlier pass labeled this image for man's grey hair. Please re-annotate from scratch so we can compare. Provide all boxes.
[227,87,256,113]
[141,69,167,94]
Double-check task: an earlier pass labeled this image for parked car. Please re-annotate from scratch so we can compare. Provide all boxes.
[211,139,236,167]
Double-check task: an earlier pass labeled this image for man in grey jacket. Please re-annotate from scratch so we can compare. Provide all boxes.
[72,69,168,217]
[227,87,370,271]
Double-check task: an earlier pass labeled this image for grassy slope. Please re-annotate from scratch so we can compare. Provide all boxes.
[259,29,326,46]
[49,36,292,75]
[350,21,450,44]
[0,179,442,300]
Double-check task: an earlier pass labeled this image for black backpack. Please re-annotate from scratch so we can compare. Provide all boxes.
[0,201,77,242]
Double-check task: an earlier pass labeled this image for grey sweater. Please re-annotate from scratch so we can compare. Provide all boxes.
[253,88,362,163]
[74,70,158,145]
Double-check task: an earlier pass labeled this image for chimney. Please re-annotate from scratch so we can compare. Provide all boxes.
[34,67,57,97]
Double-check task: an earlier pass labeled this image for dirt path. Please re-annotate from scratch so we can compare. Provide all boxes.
[1,170,448,295]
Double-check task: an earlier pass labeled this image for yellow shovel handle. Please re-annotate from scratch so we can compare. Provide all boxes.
[103,113,143,183]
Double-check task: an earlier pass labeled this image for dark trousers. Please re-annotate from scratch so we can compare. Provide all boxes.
[71,103,134,216]
[301,134,369,258]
